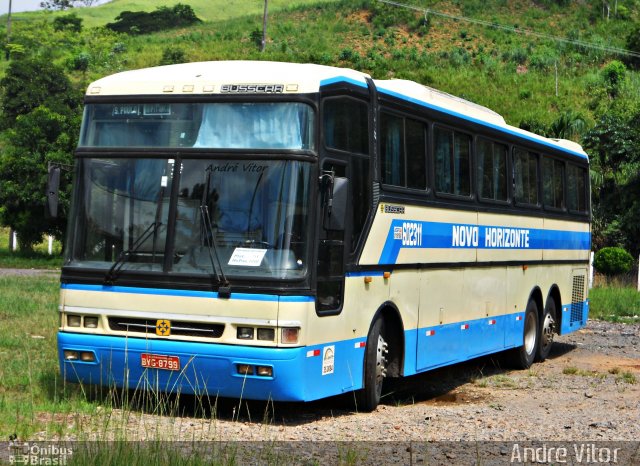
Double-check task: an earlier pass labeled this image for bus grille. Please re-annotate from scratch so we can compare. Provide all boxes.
[108,317,225,338]
[570,275,585,323]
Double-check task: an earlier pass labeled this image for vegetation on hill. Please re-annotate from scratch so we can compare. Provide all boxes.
[0,0,638,254]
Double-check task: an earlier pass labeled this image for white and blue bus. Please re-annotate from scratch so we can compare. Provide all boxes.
[56,61,590,411]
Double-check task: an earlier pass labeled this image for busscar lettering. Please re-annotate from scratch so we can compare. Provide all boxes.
[220,84,284,94]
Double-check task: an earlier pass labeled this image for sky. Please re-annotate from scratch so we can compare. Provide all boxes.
[0,0,111,15]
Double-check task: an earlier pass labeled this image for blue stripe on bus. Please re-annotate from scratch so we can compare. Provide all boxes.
[58,331,366,402]
[379,220,590,264]
[376,86,588,160]
[319,76,368,89]
[58,302,588,402]
[61,284,313,302]
[345,271,388,277]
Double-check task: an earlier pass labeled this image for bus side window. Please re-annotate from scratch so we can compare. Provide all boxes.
[477,138,508,201]
[380,113,427,190]
[323,98,369,155]
[542,156,565,210]
[513,148,539,206]
[434,126,471,196]
[567,163,587,213]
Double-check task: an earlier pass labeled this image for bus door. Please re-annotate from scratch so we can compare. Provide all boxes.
[316,162,349,314]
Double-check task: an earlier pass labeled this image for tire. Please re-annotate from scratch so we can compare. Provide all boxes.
[356,317,388,412]
[507,300,539,369]
[536,298,557,362]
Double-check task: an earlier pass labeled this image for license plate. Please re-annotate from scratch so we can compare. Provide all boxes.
[141,353,180,371]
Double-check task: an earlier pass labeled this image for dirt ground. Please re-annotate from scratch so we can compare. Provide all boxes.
[64,320,639,443]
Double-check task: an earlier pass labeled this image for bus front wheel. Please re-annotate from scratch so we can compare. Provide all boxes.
[356,317,388,412]
[508,300,539,369]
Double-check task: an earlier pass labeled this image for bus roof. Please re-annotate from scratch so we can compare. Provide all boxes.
[86,60,587,160]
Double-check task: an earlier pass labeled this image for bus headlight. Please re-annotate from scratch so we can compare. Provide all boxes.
[237,364,253,375]
[67,315,82,327]
[237,327,254,340]
[63,350,79,361]
[281,327,299,344]
[84,316,99,328]
[257,328,275,341]
[256,366,273,377]
[80,352,95,362]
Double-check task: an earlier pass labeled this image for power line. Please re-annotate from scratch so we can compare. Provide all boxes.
[377,0,640,59]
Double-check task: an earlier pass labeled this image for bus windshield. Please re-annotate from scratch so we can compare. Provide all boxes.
[79,102,315,150]
[66,158,311,280]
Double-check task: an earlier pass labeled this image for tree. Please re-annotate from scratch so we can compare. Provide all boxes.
[40,0,74,10]
[601,60,627,98]
[583,107,640,255]
[547,111,586,141]
[0,55,79,129]
[0,57,80,252]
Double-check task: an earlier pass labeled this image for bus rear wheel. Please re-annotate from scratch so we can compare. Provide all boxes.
[356,317,388,412]
[507,300,539,369]
[537,299,556,361]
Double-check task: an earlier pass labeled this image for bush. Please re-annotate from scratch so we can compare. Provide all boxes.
[53,13,82,33]
[160,47,186,65]
[106,4,201,35]
[594,247,634,276]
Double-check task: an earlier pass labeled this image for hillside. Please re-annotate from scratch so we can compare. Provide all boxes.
[2,0,638,127]
[0,0,639,253]
[3,0,340,27]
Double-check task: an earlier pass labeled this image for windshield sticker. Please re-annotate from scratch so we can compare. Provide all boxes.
[228,248,267,267]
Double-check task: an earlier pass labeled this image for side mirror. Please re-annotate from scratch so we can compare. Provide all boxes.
[325,176,348,231]
[47,164,61,218]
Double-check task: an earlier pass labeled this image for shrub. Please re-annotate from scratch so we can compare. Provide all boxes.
[601,60,626,97]
[53,13,82,33]
[160,47,186,65]
[594,247,634,276]
[106,4,201,35]
[70,51,90,71]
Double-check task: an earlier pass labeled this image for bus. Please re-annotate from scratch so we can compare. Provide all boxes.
[55,61,590,411]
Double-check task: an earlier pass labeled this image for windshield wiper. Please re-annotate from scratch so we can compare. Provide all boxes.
[104,221,161,285]
[200,165,231,298]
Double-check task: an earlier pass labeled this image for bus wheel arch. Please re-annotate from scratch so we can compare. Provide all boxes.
[373,302,404,378]
[356,303,405,411]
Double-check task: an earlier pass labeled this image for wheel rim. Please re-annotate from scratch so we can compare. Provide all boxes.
[540,313,555,353]
[375,334,388,386]
[524,313,537,355]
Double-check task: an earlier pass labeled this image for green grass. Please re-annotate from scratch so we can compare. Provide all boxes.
[589,286,640,323]
[0,227,63,269]
[0,275,77,439]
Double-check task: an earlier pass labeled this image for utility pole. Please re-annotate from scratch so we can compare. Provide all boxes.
[5,0,11,60]
[261,0,268,52]
[6,0,12,44]
[555,60,558,97]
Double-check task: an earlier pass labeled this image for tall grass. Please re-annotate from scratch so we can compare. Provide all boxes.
[589,285,640,323]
